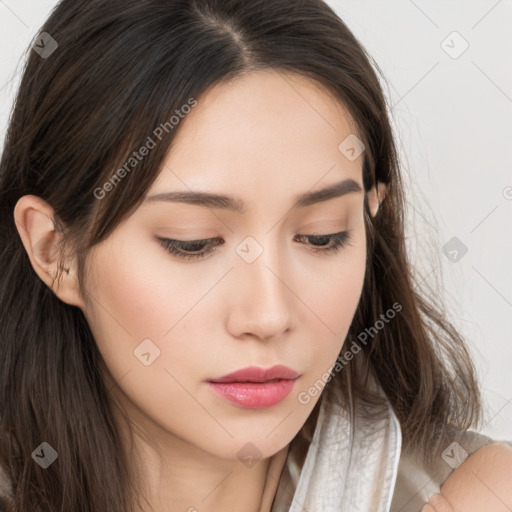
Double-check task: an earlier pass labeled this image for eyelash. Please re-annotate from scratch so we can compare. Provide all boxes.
[157,230,354,261]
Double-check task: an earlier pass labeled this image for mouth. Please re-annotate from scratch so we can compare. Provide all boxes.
[207,364,300,384]
[207,378,298,409]
[209,377,298,384]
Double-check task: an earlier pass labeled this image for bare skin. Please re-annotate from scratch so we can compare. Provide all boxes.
[14,69,387,512]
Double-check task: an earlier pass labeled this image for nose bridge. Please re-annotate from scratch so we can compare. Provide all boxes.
[230,232,292,337]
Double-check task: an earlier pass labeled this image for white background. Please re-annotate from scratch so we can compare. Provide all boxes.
[1,1,511,440]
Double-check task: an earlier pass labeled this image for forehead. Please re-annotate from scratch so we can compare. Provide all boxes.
[147,69,364,206]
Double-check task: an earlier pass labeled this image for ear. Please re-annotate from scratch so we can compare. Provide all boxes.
[13,195,85,309]
[366,181,388,217]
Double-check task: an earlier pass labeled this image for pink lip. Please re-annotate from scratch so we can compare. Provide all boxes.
[208,365,300,383]
[206,365,300,409]
[207,380,297,409]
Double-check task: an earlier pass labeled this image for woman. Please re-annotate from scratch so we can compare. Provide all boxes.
[0,1,511,511]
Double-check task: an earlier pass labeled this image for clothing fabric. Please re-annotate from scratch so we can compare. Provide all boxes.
[270,393,401,512]
[1,388,509,511]
[271,391,510,512]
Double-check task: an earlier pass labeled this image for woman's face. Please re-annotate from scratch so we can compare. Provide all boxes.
[81,69,368,460]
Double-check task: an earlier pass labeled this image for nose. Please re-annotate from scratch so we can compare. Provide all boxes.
[225,238,292,341]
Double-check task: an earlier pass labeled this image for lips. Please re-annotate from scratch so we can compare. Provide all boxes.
[207,364,300,383]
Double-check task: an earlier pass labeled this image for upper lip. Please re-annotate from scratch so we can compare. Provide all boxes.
[207,365,300,383]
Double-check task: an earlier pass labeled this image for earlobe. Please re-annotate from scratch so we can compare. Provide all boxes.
[367,181,388,217]
[13,195,85,309]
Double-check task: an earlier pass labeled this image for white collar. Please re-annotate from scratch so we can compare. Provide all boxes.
[271,394,402,512]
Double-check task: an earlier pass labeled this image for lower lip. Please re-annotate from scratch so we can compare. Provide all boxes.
[207,379,297,409]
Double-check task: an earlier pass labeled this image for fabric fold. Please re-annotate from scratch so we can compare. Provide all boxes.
[271,391,402,512]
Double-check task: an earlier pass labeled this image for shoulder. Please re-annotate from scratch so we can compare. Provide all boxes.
[421,442,512,512]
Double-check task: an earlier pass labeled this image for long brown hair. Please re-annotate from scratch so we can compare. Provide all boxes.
[0,0,482,510]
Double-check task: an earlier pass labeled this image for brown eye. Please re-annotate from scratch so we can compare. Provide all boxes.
[157,229,353,262]
[157,237,224,260]
[294,230,353,254]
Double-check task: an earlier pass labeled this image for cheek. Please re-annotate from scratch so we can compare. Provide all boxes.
[81,238,215,428]
[326,252,366,326]
[303,230,366,326]
[301,234,367,362]
[82,232,226,390]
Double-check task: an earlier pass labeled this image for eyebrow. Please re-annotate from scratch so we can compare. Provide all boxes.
[144,178,363,213]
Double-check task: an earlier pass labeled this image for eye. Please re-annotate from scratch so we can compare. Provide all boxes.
[157,229,353,261]
[157,236,224,260]
[294,230,353,254]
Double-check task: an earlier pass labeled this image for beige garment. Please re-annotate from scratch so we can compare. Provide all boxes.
[270,395,509,512]
[390,426,511,512]
[1,403,509,512]
[270,393,403,512]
